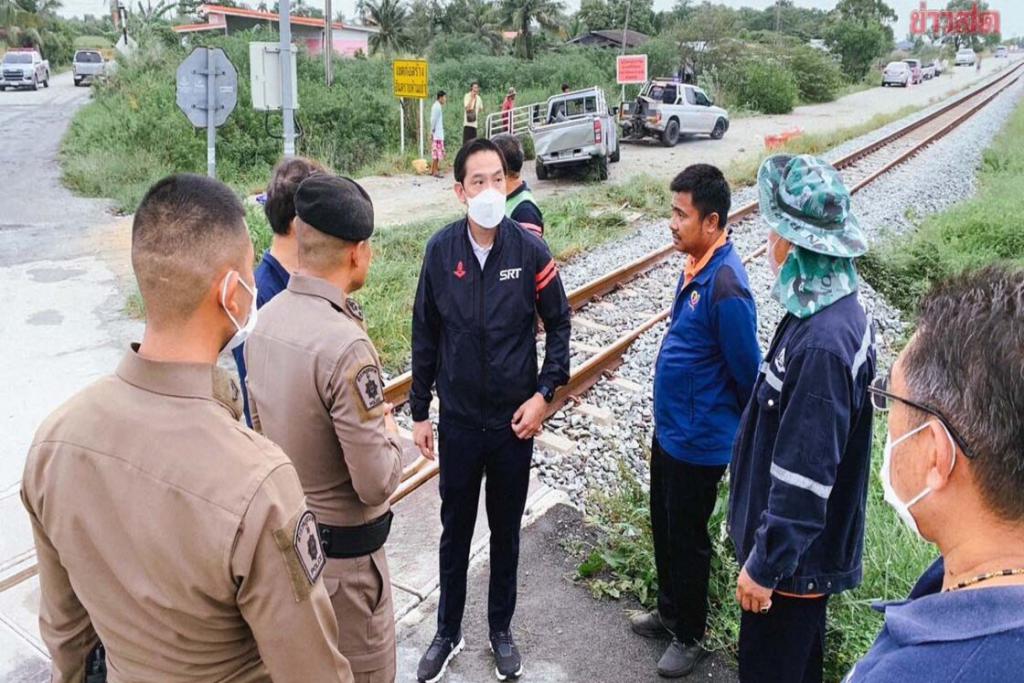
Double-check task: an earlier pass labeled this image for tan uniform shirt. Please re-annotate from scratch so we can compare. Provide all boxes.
[244,274,403,528]
[245,274,404,676]
[20,347,352,683]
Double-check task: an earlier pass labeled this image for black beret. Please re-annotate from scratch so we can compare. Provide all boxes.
[294,175,374,241]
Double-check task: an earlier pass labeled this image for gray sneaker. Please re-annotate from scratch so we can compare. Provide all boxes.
[629,610,675,640]
[657,639,707,678]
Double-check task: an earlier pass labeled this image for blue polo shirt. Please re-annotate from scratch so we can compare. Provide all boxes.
[844,557,1024,682]
[653,240,761,465]
[232,250,290,426]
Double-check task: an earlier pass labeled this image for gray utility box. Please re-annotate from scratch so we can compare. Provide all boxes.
[249,42,299,112]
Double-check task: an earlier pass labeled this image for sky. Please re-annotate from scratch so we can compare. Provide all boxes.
[58,0,1023,41]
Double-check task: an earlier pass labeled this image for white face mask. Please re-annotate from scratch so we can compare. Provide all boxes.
[220,271,258,351]
[880,420,956,539]
[466,188,506,229]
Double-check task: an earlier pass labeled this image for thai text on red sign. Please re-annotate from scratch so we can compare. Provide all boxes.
[910,2,1000,35]
[617,55,648,85]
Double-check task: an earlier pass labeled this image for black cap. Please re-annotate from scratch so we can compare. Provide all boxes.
[294,175,374,241]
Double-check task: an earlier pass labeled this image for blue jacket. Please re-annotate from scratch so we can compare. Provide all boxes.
[728,292,876,595]
[844,558,1024,682]
[653,241,761,465]
[232,250,289,427]
[410,218,571,430]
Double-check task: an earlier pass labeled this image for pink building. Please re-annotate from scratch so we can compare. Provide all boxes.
[172,4,378,57]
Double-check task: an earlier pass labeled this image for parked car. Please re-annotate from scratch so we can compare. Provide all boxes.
[532,87,619,181]
[903,59,924,84]
[882,61,911,87]
[0,49,50,91]
[73,49,107,86]
[618,78,729,147]
[955,48,977,66]
[933,59,946,75]
[995,46,1008,59]
[921,62,936,80]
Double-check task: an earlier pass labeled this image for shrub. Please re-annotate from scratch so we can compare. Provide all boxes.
[785,46,845,103]
[721,58,798,114]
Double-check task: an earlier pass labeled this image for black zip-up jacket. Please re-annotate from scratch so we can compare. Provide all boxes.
[410,218,571,430]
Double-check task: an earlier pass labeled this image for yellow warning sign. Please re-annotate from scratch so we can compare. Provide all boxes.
[393,59,429,99]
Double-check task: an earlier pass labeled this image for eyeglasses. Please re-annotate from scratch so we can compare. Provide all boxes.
[868,371,977,459]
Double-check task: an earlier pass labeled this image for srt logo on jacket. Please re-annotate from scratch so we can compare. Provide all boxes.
[499,268,522,282]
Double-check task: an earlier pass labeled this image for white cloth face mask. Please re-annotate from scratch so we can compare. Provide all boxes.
[221,272,258,351]
[467,188,506,229]
[880,419,956,539]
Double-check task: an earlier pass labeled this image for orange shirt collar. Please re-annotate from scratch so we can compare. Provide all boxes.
[684,231,729,286]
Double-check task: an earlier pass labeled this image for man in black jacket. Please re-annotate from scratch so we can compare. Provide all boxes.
[411,139,571,682]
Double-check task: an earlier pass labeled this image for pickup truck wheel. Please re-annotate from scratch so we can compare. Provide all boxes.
[44,73,50,88]
[31,76,39,91]
[74,77,82,87]
[710,119,727,140]
[661,120,680,147]
[535,159,549,181]
[609,142,621,163]
[595,156,609,181]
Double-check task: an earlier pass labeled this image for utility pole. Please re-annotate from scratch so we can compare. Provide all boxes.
[279,0,297,156]
[775,1,781,33]
[323,0,333,87]
[620,0,632,103]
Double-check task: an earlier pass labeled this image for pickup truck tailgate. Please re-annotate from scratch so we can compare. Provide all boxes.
[533,116,599,158]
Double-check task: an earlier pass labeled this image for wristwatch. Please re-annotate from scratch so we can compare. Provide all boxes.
[538,384,555,403]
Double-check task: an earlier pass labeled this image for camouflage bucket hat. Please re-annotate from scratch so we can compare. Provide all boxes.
[758,154,868,258]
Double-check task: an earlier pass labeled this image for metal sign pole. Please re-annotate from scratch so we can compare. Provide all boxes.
[206,47,217,177]
[279,0,296,156]
[324,0,333,87]
[418,98,424,159]
[400,98,405,155]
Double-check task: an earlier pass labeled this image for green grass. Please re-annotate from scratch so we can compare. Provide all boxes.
[860,96,1024,311]
[577,420,934,681]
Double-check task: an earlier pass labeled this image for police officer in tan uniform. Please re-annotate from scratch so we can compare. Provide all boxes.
[20,174,353,683]
[245,175,404,683]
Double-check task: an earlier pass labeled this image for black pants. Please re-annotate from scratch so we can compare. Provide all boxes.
[650,437,727,644]
[436,422,532,638]
[738,593,829,683]
[462,125,477,145]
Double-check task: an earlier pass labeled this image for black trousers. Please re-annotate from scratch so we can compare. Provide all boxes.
[462,125,477,145]
[738,593,829,683]
[436,422,532,638]
[650,437,727,645]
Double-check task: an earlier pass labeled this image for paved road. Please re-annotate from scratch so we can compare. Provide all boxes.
[0,70,140,682]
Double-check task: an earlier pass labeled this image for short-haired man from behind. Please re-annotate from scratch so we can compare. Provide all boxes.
[20,174,352,683]
[846,265,1024,683]
[232,155,324,426]
[491,133,544,238]
[245,175,404,683]
[630,164,761,678]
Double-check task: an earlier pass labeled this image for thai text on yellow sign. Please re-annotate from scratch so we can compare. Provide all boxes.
[393,59,429,99]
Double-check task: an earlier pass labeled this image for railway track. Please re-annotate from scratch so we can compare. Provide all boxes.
[3,62,1021,596]
[389,60,1024,504]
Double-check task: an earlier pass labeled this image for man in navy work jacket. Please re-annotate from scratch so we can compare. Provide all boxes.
[844,264,1024,683]
[629,164,760,679]
[410,138,571,683]
[728,155,876,683]
[232,156,323,425]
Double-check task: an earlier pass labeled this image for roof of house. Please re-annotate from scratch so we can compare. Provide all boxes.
[173,4,379,34]
[567,29,649,48]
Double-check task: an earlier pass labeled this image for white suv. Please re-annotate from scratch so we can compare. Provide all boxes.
[882,61,911,87]
[955,49,977,66]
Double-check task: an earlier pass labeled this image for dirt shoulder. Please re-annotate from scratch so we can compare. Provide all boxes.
[364,58,1018,228]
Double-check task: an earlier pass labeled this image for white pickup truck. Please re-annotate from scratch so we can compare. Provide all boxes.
[619,78,729,147]
[0,49,50,91]
[532,87,620,181]
[73,49,108,86]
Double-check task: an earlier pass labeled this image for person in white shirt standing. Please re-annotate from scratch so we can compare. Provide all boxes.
[430,90,447,179]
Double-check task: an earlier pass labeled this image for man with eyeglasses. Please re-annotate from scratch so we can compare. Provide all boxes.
[843,264,1024,683]
[728,155,876,683]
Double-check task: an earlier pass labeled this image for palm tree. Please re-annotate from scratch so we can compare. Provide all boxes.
[449,0,503,54]
[13,0,61,16]
[363,0,411,54]
[499,0,564,59]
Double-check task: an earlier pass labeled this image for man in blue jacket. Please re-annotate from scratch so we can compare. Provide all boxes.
[729,155,876,683]
[630,164,760,678]
[410,138,571,682]
[845,265,1024,683]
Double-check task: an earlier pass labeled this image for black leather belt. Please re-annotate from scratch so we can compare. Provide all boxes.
[318,510,393,559]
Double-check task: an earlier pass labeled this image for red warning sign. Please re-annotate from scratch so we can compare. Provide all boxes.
[616,54,648,85]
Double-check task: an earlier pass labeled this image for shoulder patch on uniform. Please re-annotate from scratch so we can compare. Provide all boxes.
[345,298,364,321]
[355,365,384,412]
[293,510,325,585]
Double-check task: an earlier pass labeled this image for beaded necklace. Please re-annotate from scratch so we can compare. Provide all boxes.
[944,568,1024,592]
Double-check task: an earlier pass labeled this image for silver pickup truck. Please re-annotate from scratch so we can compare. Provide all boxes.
[0,49,50,91]
[532,87,620,181]
[73,49,108,86]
